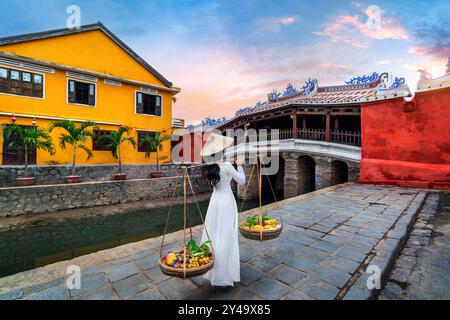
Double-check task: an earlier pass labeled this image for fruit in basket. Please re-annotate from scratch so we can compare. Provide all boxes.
[240,214,279,231]
[163,240,212,269]
[186,239,211,259]
[165,252,176,265]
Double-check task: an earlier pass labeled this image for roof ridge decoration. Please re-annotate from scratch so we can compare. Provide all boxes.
[267,78,318,103]
[186,117,228,132]
[345,72,379,85]
[267,89,281,101]
[375,72,411,98]
[0,22,173,87]
[302,78,318,96]
[377,73,406,91]
[283,83,299,97]
[416,57,450,92]
[218,71,414,129]
[235,101,268,116]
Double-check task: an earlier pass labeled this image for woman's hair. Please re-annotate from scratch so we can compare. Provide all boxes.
[202,163,220,187]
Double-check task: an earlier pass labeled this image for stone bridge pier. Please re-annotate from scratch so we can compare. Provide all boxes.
[238,152,360,200]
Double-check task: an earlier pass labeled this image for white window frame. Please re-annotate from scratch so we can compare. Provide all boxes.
[0,63,46,100]
[134,90,163,118]
[66,77,97,108]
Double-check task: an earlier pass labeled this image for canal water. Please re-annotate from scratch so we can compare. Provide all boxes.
[0,195,279,278]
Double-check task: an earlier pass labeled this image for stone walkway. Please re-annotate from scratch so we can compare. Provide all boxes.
[0,183,428,300]
[378,192,449,299]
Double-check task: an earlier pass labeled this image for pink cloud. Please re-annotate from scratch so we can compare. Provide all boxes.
[406,46,450,78]
[409,45,450,60]
[321,63,349,70]
[315,13,408,48]
[402,60,447,79]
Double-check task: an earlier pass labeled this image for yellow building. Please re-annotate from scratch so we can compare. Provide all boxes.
[0,22,180,165]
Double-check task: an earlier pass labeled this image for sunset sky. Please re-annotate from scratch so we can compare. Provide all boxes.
[1,0,449,124]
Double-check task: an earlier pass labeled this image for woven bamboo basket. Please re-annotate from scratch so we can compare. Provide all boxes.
[159,257,214,279]
[239,224,283,241]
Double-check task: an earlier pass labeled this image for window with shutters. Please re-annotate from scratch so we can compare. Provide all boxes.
[137,131,157,152]
[2,125,37,165]
[68,79,96,106]
[135,92,162,117]
[92,130,114,151]
[0,66,44,98]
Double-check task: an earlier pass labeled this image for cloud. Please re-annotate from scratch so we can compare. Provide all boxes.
[408,6,450,62]
[376,60,392,65]
[402,60,446,79]
[409,45,450,61]
[144,38,373,122]
[321,63,349,70]
[314,10,408,48]
[280,16,297,25]
[405,4,450,77]
[253,15,299,34]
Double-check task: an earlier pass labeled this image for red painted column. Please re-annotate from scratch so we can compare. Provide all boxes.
[292,110,298,139]
[325,111,331,142]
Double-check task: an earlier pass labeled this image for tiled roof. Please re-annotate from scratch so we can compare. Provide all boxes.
[0,22,173,88]
[416,71,450,93]
[224,72,412,124]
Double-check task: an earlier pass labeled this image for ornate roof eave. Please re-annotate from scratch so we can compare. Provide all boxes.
[376,83,412,99]
[416,73,450,93]
[219,71,413,129]
[219,92,412,129]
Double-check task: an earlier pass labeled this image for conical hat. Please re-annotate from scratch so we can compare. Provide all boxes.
[200,133,234,156]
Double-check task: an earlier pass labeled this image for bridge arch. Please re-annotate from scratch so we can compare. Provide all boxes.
[261,154,285,200]
[298,155,316,194]
[231,140,361,200]
[331,160,349,185]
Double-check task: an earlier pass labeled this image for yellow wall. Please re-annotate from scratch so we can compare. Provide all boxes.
[0,29,175,165]
[0,30,166,86]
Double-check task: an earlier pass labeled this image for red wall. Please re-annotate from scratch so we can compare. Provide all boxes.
[359,87,450,190]
[171,131,209,163]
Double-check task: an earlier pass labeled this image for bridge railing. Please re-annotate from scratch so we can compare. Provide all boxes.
[254,128,361,146]
[331,130,361,146]
[298,129,326,142]
[257,129,293,141]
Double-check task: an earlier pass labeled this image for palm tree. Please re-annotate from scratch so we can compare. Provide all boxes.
[49,120,97,177]
[95,126,136,173]
[139,130,171,171]
[1,123,55,177]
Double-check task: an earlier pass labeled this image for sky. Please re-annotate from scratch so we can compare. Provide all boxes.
[0,0,449,124]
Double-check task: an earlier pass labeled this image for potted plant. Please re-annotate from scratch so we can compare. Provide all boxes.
[139,130,171,178]
[1,121,55,186]
[95,125,137,180]
[49,120,97,183]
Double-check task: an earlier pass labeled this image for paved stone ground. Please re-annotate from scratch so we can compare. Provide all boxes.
[0,183,428,300]
[378,192,449,300]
